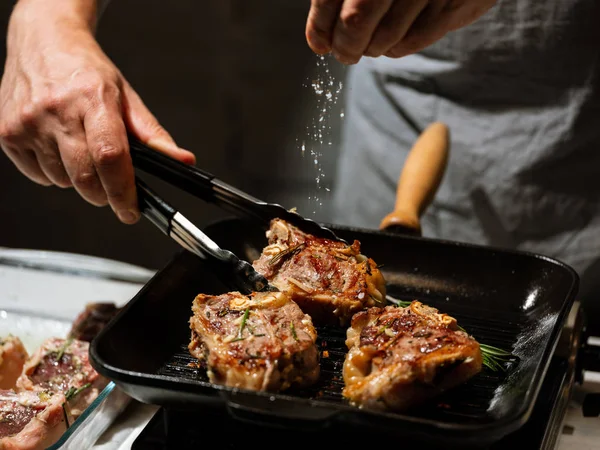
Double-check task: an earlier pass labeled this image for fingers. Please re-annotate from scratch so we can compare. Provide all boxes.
[306,0,344,55]
[331,0,394,64]
[385,1,455,58]
[307,0,497,63]
[33,140,72,188]
[0,142,52,186]
[385,0,498,58]
[57,131,107,207]
[121,81,196,165]
[365,0,429,57]
[84,100,139,224]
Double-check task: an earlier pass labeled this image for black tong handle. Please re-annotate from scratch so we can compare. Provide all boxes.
[129,136,270,224]
[136,177,276,294]
[128,135,344,242]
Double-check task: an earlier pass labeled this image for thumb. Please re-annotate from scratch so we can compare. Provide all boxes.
[121,81,196,165]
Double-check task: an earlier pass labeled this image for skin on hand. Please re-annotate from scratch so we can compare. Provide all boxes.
[0,0,196,224]
[305,0,497,64]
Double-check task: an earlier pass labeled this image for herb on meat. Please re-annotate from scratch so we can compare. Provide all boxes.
[237,308,250,339]
[368,293,385,305]
[65,383,91,401]
[290,322,298,341]
[385,296,517,372]
[55,338,73,362]
[269,244,306,266]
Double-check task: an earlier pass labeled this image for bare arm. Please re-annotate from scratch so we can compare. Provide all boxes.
[0,0,195,224]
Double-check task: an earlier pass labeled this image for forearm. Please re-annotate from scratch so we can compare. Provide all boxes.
[10,0,101,36]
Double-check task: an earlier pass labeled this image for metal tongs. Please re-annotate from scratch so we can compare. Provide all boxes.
[129,135,343,294]
[135,177,275,294]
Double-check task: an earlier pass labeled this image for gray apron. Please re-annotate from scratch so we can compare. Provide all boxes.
[329,0,600,325]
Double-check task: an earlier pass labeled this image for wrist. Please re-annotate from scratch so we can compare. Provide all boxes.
[10,0,99,35]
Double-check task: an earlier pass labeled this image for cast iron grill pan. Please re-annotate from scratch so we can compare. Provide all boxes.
[90,218,578,447]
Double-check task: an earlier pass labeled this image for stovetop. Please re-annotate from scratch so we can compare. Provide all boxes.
[131,356,574,450]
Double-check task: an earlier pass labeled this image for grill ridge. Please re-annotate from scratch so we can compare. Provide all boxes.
[157,299,517,424]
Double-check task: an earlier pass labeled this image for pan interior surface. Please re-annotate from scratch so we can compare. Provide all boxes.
[90,218,578,441]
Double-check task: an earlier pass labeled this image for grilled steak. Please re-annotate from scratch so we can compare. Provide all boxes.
[188,290,320,392]
[0,389,67,450]
[16,338,107,419]
[68,302,121,342]
[252,219,387,326]
[343,301,482,412]
[0,336,28,390]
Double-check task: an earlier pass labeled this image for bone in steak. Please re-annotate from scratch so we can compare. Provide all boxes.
[252,219,387,326]
[0,335,28,390]
[16,338,108,420]
[343,301,483,411]
[188,290,320,392]
[0,389,67,450]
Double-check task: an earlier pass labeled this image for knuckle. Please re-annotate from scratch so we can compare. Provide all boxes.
[32,91,65,114]
[18,103,38,127]
[72,170,99,190]
[340,1,378,31]
[93,144,125,167]
[0,122,19,143]
[77,72,120,103]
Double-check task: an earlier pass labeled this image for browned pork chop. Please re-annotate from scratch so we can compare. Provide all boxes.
[0,336,28,390]
[252,218,386,326]
[16,338,107,420]
[343,301,482,412]
[188,290,320,392]
[0,389,67,450]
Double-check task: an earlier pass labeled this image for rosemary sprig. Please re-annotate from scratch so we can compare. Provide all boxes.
[290,322,298,341]
[479,344,515,372]
[65,383,92,401]
[269,244,305,266]
[385,296,517,372]
[238,308,250,339]
[386,296,412,308]
[62,404,70,429]
[55,337,73,362]
[61,382,92,430]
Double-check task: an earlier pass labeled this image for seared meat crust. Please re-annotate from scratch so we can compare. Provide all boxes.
[343,301,482,411]
[188,290,320,392]
[252,219,386,326]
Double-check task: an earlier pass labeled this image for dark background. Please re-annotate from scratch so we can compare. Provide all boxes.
[0,0,348,270]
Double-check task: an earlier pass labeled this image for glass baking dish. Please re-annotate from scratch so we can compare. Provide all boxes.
[0,247,155,449]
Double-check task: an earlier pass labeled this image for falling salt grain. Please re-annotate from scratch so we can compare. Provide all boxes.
[297,54,345,215]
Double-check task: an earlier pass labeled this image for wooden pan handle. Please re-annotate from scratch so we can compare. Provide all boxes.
[379,122,450,235]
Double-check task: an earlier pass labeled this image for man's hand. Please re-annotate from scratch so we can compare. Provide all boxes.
[0,0,195,224]
[306,0,497,64]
